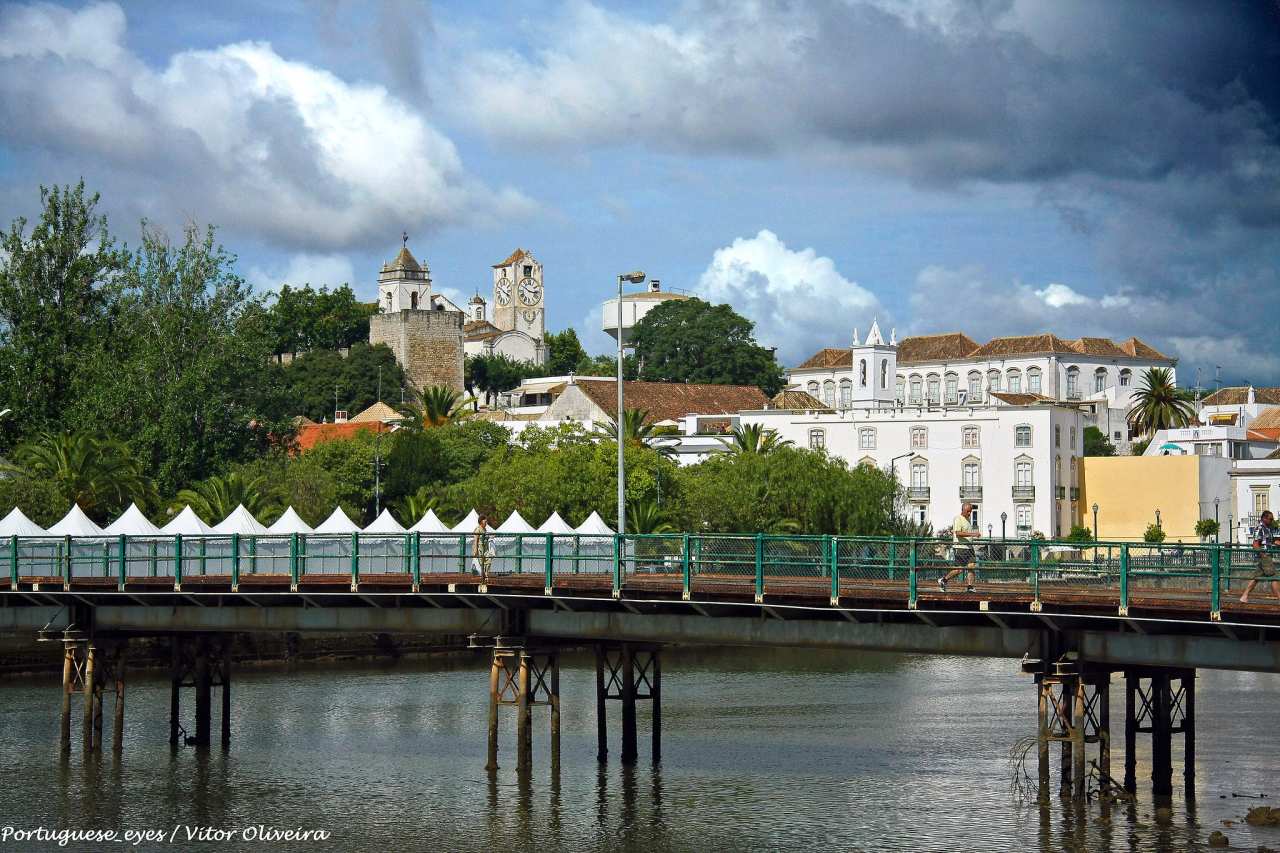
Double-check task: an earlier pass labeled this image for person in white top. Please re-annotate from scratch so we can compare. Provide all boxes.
[939,502,980,593]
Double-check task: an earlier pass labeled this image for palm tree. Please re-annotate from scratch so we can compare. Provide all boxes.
[627,499,674,534]
[395,485,438,524]
[595,408,677,457]
[402,386,474,430]
[172,471,277,525]
[3,431,157,522]
[720,423,792,456]
[1127,367,1195,436]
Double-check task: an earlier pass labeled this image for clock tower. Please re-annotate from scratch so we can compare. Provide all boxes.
[491,248,544,340]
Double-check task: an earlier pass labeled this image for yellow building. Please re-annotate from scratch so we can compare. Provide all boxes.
[1079,455,1232,542]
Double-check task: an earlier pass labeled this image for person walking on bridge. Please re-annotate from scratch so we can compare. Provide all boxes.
[1240,510,1279,604]
[939,502,980,593]
[472,514,493,582]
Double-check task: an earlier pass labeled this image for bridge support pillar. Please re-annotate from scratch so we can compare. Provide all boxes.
[1033,665,1113,802]
[482,642,560,773]
[169,635,232,749]
[595,643,661,766]
[1122,667,1195,801]
[57,635,127,754]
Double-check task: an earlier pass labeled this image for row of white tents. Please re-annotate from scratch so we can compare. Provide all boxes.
[0,504,617,579]
[0,504,615,538]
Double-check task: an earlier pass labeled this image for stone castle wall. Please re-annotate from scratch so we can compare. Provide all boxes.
[369,310,465,394]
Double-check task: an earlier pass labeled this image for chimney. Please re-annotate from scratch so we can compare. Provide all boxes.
[649,279,661,292]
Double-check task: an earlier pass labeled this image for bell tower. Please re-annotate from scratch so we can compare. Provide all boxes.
[850,319,897,407]
[378,232,431,312]
[491,248,544,340]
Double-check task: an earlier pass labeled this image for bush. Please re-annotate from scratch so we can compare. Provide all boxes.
[1195,518,1220,539]
[0,475,66,527]
[1143,523,1166,544]
[1065,524,1094,543]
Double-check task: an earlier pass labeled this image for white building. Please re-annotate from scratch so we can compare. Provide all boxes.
[789,322,1175,454]
[1144,425,1279,460]
[1198,386,1280,430]
[601,280,690,345]
[463,248,547,365]
[376,241,463,314]
[1229,456,1280,542]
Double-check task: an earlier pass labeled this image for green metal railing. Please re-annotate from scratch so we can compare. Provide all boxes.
[4,532,1269,620]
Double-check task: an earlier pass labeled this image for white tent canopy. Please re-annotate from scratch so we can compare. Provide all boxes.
[162,506,216,536]
[0,507,45,536]
[103,502,163,536]
[496,510,536,534]
[575,511,614,535]
[410,509,450,534]
[450,509,480,534]
[314,507,361,534]
[213,504,269,535]
[537,511,575,535]
[364,508,406,534]
[47,504,103,537]
[266,507,312,535]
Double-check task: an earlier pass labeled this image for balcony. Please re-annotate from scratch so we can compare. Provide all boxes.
[907,487,931,502]
[1012,485,1035,501]
[959,486,983,502]
[1065,389,1082,401]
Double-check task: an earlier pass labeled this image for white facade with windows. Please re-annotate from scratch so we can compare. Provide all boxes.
[1229,459,1280,543]
[741,401,1083,538]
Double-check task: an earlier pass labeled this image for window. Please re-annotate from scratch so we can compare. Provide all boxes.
[926,374,940,404]
[1015,425,1032,447]
[1066,366,1080,398]
[909,375,923,404]
[858,456,877,468]
[807,381,819,396]
[1114,431,1122,441]
[962,460,981,489]
[962,425,980,448]
[839,379,853,409]
[968,371,983,402]
[859,359,868,387]
[1015,460,1033,487]
[944,373,959,405]
[1070,426,1077,449]
[1196,443,1222,457]
[859,427,876,450]
[1119,369,1132,388]
[823,380,835,407]
[410,291,419,309]
[1094,368,1107,394]
[808,428,826,450]
[1255,490,1270,516]
[523,265,533,276]
[911,426,928,449]
[910,460,928,489]
[1016,503,1032,533]
[1055,425,1061,447]
[1027,368,1042,395]
[987,369,1001,393]
[895,377,905,403]
[914,505,928,525]
[1007,370,1022,394]
[880,359,888,389]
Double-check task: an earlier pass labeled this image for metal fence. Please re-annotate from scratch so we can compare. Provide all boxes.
[3,532,1264,618]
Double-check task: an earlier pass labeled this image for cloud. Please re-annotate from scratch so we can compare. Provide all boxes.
[696,230,884,365]
[247,253,357,293]
[0,1,532,251]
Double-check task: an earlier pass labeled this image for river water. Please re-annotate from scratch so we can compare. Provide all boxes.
[1,647,1278,852]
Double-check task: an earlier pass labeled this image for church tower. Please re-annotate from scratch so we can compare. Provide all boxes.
[849,319,897,407]
[377,234,432,312]
[491,248,545,340]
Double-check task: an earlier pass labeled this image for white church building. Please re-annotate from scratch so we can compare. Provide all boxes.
[463,248,548,365]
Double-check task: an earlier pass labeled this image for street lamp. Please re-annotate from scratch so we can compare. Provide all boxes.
[616,270,646,535]
[1214,497,1221,542]
[1155,508,1162,529]
[1092,502,1099,541]
[1000,511,1007,541]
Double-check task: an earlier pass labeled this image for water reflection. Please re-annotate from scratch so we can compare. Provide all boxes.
[0,648,1278,851]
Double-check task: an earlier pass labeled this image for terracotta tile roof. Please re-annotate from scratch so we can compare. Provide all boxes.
[1120,337,1172,360]
[493,248,529,268]
[382,246,421,271]
[1246,429,1280,443]
[896,333,980,364]
[769,389,832,410]
[574,380,768,424]
[1250,408,1280,430]
[294,421,387,453]
[795,348,853,369]
[349,401,404,423]
[464,320,504,340]
[1065,337,1129,358]
[989,391,1056,406]
[969,334,1078,358]
[1201,387,1280,406]
[291,415,317,428]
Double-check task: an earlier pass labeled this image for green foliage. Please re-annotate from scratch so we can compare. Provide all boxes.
[465,353,536,406]
[594,408,676,457]
[1083,426,1117,457]
[629,298,786,395]
[543,328,589,376]
[719,423,792,456]
[573,352,638,379]
[395,485,438,526]
[0,475,66,527]
[1195,518,1221,539]
[301,430,382,523]
[2,432,157,523]
[675,447,898,534]
[1065,524,1095,543]
[627,499,674,534]
[266,283,375,355]
[404,386,474,428]
[1131,438,1152,456]
[172,471,278,525]
[1143,523,1167,544]
[1127,367,1194,436]
[278,342,405,423]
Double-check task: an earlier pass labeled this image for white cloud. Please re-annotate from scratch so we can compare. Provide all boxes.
[696,230,884,365]
[0,2,533,250]
[247,253,356,293]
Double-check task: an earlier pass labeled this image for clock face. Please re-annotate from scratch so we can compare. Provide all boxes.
[495,277,512,306]
[518,277,541,305]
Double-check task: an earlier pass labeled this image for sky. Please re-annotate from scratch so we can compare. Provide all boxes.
[1,0,1278,383]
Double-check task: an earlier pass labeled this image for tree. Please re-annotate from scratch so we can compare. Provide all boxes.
[629,298,786,395]
[543,328,589,376]
[1082,426,1117,457]
[404,386,474,429]
[465,353,533,407]
[3,432,157,522]
[1143,523,1166,544]
[1195,518,1221,541]
[301,430,382,523]
[1127,367,1194,436]
[267,283,376,354]
[395,485,438,526]
[595,408,677,457]
[720,424,792,456]
[1131,438,1152,456]
[573,352,638,379]
[1065,525,1094,544]
[172,471,277,525]
[627,499,674,534]
[279,342,406,422]
[0,475,66,528]
[0,182,122,444]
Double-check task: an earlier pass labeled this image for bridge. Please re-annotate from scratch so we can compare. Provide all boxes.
[3,530,1279,804]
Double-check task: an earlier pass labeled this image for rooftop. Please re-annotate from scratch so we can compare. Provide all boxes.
[294,420,388,453]
[1201,387,1280,406]
[795,331,1171,369]
[769,389,832,411]
[349,401,404,423]
[569,380,769,424]
[382,246,422,272]
[493,248,531,268]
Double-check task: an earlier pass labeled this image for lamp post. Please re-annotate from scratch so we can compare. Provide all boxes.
[1155,508,1161,529]
[1000,511,1007,541]
[1092,502,1099,541]
[616,270,646,535]
[1214,497,1221,542]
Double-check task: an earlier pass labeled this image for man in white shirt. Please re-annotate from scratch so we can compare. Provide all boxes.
[939,502,980,593]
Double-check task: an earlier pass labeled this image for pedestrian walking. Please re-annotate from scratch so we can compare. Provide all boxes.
[472,514,493,581]
[1239,510,1279,604]
[940,502,980,593]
